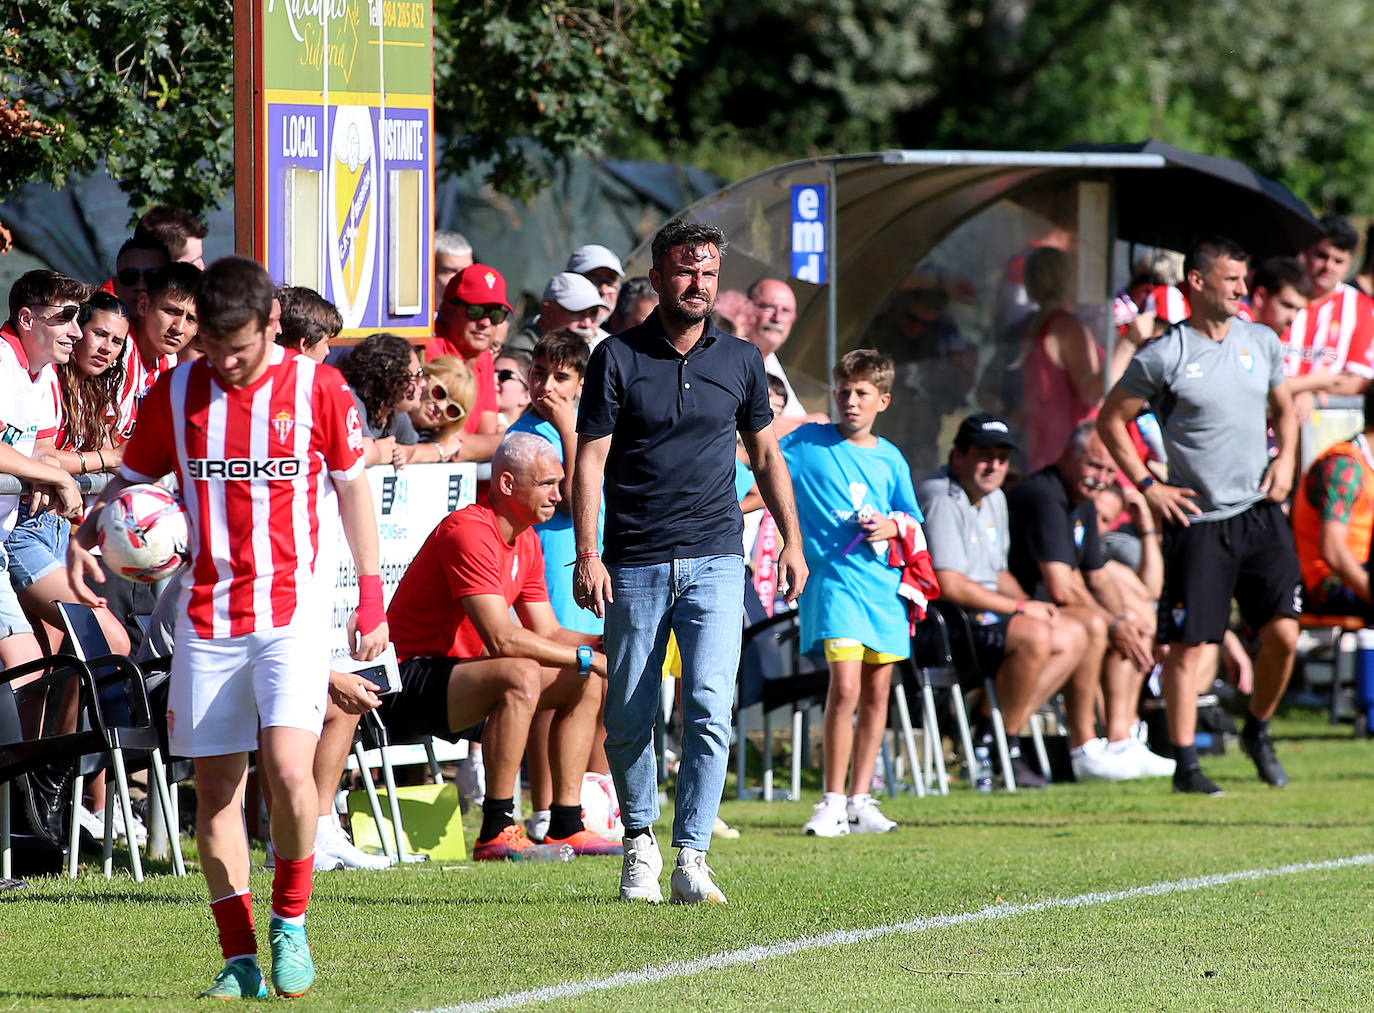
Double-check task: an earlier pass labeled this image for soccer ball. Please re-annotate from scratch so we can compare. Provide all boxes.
[580,771,623,841]
[98,483,190,583]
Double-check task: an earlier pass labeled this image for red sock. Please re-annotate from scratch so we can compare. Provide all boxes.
[210,891,257,961]
[270,853,314,920]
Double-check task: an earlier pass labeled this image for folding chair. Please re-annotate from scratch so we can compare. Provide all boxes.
[735,610,924,801]
[54,602,186,878]
[917,602,1023,792]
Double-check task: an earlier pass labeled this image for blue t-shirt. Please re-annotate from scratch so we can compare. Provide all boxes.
[506,410,604,635]
[781,423,921,659]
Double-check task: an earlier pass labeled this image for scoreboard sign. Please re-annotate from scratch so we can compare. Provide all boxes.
[234,0,434,340]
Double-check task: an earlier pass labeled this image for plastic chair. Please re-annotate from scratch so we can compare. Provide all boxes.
[735,610,924,801]
[53,602,185,878]
[916,601,1021,792]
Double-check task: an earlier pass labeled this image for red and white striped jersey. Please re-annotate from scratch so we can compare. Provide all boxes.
[1143,284,1191,324]
[115,342,175,441]
[1143,283,1253,325]
[120,345,365,639]
[1280,282,1374,379]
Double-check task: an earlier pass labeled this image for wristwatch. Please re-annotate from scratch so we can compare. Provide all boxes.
[1136,475,1156,491]
[576,645,594,676]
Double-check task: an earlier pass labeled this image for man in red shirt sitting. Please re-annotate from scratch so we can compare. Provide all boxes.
[381,431,621,859]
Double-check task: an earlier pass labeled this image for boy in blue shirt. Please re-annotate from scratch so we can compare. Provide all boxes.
[782,349,921,836]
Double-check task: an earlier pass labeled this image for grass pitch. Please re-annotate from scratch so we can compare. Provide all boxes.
[4,708,1374,1011]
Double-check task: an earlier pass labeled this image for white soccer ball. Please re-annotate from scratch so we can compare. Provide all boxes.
[97,483,190,584]
[580,771,623,841]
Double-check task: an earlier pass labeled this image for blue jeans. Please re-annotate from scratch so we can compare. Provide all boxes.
[603,554,744,851]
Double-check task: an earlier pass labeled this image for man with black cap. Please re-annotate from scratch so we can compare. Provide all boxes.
[916,413,1089,789]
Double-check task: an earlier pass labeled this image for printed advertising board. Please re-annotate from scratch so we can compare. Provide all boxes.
[235,0,434,340]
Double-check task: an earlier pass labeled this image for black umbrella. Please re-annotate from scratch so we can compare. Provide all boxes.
[1065,140,1323,260]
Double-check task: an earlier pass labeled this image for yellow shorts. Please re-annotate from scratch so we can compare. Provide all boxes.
[661,631,682,680]
[822,638,906,665]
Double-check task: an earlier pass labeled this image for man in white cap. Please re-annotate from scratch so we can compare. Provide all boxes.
[566,244,625,332]
[506,272,609,356]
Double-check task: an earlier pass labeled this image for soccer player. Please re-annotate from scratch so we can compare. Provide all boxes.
[68,256,388,999]
[783,349,922,836]
[1098,235,1300,796]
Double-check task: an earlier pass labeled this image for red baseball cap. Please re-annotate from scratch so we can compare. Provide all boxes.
[444,263,511,310]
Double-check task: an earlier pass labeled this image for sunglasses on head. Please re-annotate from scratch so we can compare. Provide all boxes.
[30,303,81,323]
[427,383,468,421]
[447,300,509,325]
[495,368,527,388]
[116,266,162,287]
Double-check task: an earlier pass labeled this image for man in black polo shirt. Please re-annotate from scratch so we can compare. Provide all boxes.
[572,219,807,905]
[1008,420,1171,781]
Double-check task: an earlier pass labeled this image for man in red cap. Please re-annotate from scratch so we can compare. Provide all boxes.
[428,264,511,462]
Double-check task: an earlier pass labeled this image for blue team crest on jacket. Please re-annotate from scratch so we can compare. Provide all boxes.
[1073,519,1084,548]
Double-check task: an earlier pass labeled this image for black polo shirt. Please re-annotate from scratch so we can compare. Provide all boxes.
[1006,464,1106,599]
[578,309,773,566]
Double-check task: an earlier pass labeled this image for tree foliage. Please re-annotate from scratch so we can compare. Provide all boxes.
[3,0,1374,215]
[0,0,234,218]
[640,0,1374,213]
[434,0,702,199]
[0,0,702,214]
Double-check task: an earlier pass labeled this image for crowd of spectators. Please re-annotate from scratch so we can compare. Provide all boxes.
[7,203,1374,902]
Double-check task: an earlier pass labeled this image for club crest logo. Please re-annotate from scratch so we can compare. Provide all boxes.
[1239,348,1254,372]
[271,410,294,443]
[327,105,378,329]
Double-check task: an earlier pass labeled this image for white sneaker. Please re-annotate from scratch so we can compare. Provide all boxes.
[802,794,849,837]
[110,805,147,844]
[619,831,663,903]
[712,816,740,840]
[1110,738,1176,778]
[1071,737,1140,781]
[265,840,345,872]
[846,794,897,834]
[316,814,394,870]
[670,848,727,905]
[77,804,105,840]
[525,809,551,843]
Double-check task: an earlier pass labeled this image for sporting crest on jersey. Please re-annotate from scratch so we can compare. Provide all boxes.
[1073,519,1084,548]
[327,105,378,329]
[1238,349,1254,372]
[272,410,295,442]
[345,405,364,452]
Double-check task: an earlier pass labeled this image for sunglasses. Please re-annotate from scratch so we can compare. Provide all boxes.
[426,383,468,421]
[447,300,509,325]
[495,368,528,388]
[116,267,162,287]
[30,303,81,323]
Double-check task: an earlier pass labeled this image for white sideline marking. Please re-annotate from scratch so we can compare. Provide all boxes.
[417,853,1374,1013]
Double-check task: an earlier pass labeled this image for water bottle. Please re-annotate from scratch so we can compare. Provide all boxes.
[1356,629,1374,730]
[512,843,575,863]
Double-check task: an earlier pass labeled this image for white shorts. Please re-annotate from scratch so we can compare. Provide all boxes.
[167,618,330,757]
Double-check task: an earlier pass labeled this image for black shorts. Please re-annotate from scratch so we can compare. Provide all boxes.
[949,609,1013,674]
[375,656,485,746]
[1160,500,1302,644]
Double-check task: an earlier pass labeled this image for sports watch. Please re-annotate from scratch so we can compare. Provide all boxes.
[1136,475,1156,491]
[576,645,594,676]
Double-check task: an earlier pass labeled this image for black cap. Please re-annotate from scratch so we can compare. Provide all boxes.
[954,412,1018,450]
